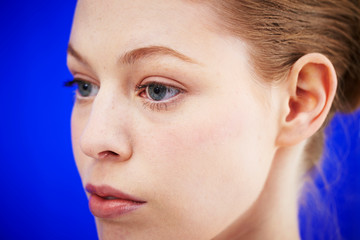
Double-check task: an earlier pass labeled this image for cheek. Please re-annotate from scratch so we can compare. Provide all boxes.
[165,103,271,185]
[137,93,275,229]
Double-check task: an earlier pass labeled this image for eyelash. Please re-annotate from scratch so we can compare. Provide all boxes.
[64,79,183,111]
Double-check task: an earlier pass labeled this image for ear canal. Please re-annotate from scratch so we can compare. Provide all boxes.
[286,98,300,122]
[286,79,319,122]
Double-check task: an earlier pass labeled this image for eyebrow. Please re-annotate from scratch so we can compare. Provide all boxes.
[67,44,198,67]
[120,45,198,65]
[67,44,89,66]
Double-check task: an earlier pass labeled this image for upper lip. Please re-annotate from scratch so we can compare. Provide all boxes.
[85,184,146,203]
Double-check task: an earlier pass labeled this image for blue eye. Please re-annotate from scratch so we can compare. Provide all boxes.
[64,79,99,97]
[77,81,96,97]
[66,80,99,97]
[146,84,180,101]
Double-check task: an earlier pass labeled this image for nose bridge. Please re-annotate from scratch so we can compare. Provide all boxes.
[80,86,133,161]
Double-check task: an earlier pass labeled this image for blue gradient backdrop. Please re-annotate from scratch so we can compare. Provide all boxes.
[0,1,359,239]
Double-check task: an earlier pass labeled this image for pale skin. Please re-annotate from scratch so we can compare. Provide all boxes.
[67,0,337,239]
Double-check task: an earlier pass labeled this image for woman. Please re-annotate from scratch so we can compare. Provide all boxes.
[65,0,360,239]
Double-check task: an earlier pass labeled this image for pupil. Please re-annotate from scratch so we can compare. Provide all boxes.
[79,82,92,96]
[154,87,161,94]
[149,84,166,101]
[82,83,89,90]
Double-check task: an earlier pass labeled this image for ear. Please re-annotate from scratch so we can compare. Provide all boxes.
[276,53,337,146]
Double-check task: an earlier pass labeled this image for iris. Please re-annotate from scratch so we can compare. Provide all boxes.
[78,81,92,97]
[147,84,179,101]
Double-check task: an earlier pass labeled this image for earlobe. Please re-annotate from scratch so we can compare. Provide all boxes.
[276,53,337,146]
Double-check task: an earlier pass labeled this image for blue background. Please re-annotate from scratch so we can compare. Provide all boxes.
[0,1,359,239]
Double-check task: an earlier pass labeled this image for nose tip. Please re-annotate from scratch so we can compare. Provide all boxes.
[78,112,133,162]
[78,114,135,161]
[80,131,133,162]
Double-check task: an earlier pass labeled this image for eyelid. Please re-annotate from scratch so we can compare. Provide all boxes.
[136,82,182,93]
[136,81,185,99]
[65,77,100,87]
[137,76,186,92]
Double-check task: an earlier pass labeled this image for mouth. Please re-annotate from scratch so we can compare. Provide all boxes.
[85,184,146,219]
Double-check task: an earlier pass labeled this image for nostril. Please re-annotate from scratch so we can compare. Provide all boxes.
[98,151,119,160]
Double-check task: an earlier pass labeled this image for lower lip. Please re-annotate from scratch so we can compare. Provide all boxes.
[89,194,145,218]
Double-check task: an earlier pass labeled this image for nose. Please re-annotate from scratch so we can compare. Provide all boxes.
[79,87,133,162]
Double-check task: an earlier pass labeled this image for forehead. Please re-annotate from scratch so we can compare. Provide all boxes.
[70,0,218,54]
[67,0,253,82]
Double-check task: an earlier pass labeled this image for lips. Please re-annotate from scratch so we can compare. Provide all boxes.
[86,184,146,218]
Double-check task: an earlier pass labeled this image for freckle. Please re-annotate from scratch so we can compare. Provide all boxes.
[257,134,262,141]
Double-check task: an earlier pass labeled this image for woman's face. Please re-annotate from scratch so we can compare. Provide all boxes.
[68,0,280,239]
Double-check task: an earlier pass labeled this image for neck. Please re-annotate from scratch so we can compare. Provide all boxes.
[214,143,306,240]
